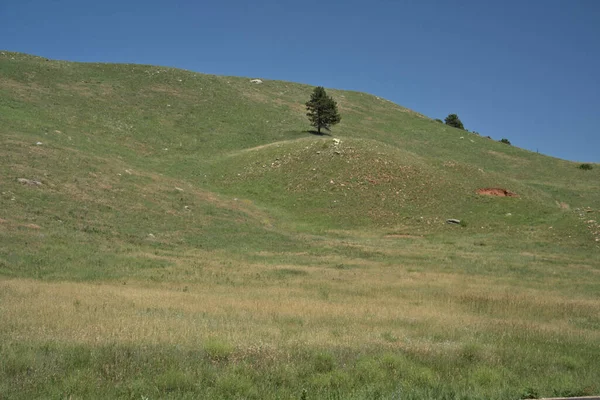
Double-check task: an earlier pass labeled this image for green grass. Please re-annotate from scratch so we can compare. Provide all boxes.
[1,51,599,399]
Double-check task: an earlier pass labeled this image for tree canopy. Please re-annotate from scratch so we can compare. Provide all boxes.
[306,86,341,134]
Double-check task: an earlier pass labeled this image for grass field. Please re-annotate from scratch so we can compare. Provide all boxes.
[1,51,599,399]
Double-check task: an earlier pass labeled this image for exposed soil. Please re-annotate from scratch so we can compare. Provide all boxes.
[476,188,518,197]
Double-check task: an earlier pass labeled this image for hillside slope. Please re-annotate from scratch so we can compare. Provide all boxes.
[2,51,598,250]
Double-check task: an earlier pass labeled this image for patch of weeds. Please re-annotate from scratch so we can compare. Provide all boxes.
[310,369,350,390]
[333,263,349,270]
[355,358,386,384]
[471,366,504,386]
[459,219,468,228]
[156,368,197,393]
[381,332,399,343]
[269,268,308,279]
[578,163,593,170]
[458,343,481,364]
[558,355,581,371]
[519,387,539,399]
[379,352,409,376]
[216,371,258,399]
[319,287,330,301]
[203,338,234,362]
[552,387,590,398]
[274,315,304,326]
[313,352,336,373]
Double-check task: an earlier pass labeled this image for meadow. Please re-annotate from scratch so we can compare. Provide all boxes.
[1,51,599,399]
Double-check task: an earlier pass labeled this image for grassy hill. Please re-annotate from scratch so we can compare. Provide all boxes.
[1,51,599,399]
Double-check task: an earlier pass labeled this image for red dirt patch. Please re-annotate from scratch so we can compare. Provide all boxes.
[476,188,518,197]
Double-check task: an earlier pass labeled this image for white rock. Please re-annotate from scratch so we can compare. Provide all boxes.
[36,142,43,145]
[250,79,263,84]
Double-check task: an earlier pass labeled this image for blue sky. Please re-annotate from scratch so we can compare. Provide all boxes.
[2,0,599,162]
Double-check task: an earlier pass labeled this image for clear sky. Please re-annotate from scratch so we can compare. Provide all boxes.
[2,0,599,162]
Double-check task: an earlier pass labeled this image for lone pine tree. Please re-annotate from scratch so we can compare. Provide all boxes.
[444,114,465,130]
[306,86,341,134]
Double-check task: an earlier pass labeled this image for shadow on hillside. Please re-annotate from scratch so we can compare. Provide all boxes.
[304,130,332,137]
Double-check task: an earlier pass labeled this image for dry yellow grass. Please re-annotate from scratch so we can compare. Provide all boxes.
[2,256,597,357]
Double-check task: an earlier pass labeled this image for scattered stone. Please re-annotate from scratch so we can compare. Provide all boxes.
[17,178,42,186]
[125,169,132,175]
[36,142,43,145]
[148,233,155,238]
[505,213,512,216]
[175,187,184,192]
[446,219,461,225]
[250,79,263,84]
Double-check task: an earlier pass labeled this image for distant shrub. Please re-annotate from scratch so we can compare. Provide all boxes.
[499,138,511,145]
[578,163,593,170]
[434,118,443,123]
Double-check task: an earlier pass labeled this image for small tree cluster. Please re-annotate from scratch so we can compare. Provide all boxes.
[578,163,593,170]
[499,138,511,145]
[306,86,341,134]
